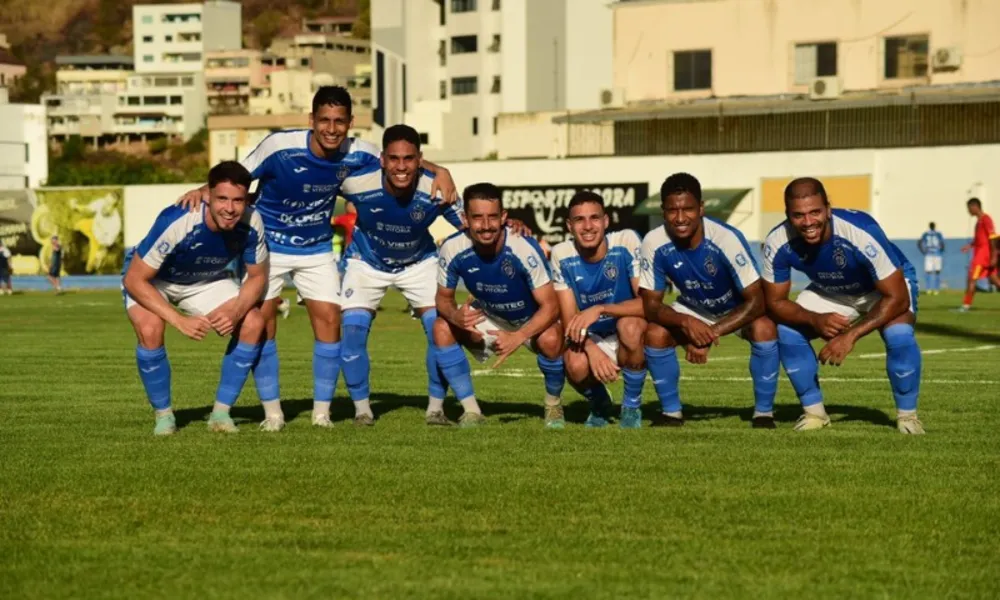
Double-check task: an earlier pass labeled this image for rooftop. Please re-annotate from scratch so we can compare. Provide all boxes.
[56,55,134,67]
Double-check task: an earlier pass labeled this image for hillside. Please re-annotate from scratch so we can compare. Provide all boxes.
[0,0,366,103]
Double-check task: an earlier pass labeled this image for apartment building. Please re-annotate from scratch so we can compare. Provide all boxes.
[132,1,242,74]
[204,49,269,115]
[54,55,133,96]
[371,0,613,161]
[301,16,356,36]
[0,38,26,89]
[0,92,48,189]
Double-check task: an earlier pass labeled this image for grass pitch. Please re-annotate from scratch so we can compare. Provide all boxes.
[1,290,998,599]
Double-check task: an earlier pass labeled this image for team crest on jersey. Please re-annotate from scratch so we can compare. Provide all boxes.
[864,243,878,259]
[640,257,651,272]
[156,241,171,256]
[439,256,447,269]
[603,261,618,281]
[734,253,747,267]
[410,204,426,223]
[337,165,350,180]
[527,255,539,269]
[344,288,354,298]
[303,184,311,193]
[763,245,773,260]
[833,247,847,268]
[502,258,515,279]
[703,255,717,276]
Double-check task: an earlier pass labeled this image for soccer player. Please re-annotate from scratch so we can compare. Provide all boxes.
[122,161,269,436]
[639,173,780,429]
[550,191,647,429]
[0,241,12,295]
[959,198,1000,311]
[918,222,945,295]
[47,235,63,293]
[179,86,458,430]
[338,124,467,426]
[761,177,924,434]
[434,183,566,428]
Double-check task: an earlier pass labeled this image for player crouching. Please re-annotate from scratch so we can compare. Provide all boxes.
[551,191,647,428]
[122,162,269,435]
[433,183,567,428]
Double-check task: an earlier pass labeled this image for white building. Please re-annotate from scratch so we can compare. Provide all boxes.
[0,93,48,188]
[132,1,242,74]
[114,72,207,141]
[371,0,613,161]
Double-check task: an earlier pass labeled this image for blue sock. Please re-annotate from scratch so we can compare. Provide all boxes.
[421,310,447,400]
[580,384,612,413]
[749,340,779,414]
[252,339,280,401]
[644,346,681,413]
[883,324,921,411]
[313,341,341,403]
[342,309,373,402]
[925,272,931,292]
[622,367,647,409]
[777,325,823,407]
[932,272,940,291]
[136,346,171,410]
[216,341,261,407]
[536,355,565,398]
[435,344,475,401]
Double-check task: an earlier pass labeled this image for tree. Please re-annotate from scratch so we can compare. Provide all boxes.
[253,10,284,50]
[352,0,370,40]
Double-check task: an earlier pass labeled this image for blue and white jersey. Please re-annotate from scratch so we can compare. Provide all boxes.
[919,229,945,256]
[341,166,465,273]
[550,230,641,336]
[762,208,916,296]
[640,218,759,317]
[241,131,380,256]
[438,230,551,327]
[124,205,268,285]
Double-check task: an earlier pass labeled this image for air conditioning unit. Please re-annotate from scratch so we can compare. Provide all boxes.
[809,76,842,100]
[599,88,625,108]
[932,46,962,71]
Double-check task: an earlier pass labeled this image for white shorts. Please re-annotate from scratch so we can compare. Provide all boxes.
[340,257,437,311]
[266,252,340,304]
[671,301,747,340]
[924,255,942,272]
[796,282,916,322]
[587,332,619,362]
[470,313,535,363]
[123,278,239,316]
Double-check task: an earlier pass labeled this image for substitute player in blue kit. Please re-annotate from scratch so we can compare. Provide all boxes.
[761,177,924,434]
[639,173,781,428]
[123,162,269,436]
[550,191,647,429]
[918,222,945,295]
[338,125,466,426]
[434,183,567,428]
[179,86,457,430]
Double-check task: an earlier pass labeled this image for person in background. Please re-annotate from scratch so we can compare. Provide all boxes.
[0,241,13,295]
[47,235,63,293]
[918,222,945,295]
[959,198,1000,311]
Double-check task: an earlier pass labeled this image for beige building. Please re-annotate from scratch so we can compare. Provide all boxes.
[0,48,26,89]
[207,110,373,165]
[205,49,268,115]
[613,0,1000,103]
[54,55,133,95]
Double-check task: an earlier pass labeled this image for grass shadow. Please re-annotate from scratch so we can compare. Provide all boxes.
[914,321,1000,345]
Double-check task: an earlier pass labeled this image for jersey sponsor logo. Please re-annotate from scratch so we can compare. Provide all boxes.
[833,247,847,268]
[864,243,878,259]
[703,255,717,276]
[468,267,480,273]
[527,255,539,269]
[502,258,515,279]
[293,166,308,174]
[734,253,747,267]
[603,261,618,280]
[673,261,684,269]
[370,207,384,213]
[575,275,585,281]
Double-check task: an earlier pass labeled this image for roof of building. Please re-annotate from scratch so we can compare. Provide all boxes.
[0,48,24,66]
[55,55,134,67]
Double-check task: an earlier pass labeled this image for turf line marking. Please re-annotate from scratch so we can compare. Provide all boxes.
[471,371,998,384]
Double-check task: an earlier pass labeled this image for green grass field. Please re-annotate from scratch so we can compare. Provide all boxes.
[1,289,998,599]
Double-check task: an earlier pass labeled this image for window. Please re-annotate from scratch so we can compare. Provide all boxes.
[142,35,153,43]
[451,35,478,54]
[181,76,194,86]
[451,0,477,12]
[165,35,173,42]
[673,50,712,91]
[451,76,478,95]
[419,133,430,145]
[492,0,500,9]
[491,75,501,94]
[141,15,152,24]
[493,116,498,135]
[170,96,182,105]
[472,117,478,135]
[794,42,837,84]
[439,80,447,99]
[884,34,929,79]
[127,96,140,106]
[143,55,154,63]
[144,96,167,105]
[438,40,447,67]
[489,34,501,52]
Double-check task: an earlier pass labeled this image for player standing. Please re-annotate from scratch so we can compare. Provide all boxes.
[0,241,12,295]
[550,191,647,429]
[918,222,945,295]
[47,235,63,293]
[762,177,924,434]
[179,86,457,430]
[122,162,269,435]
[638,173,780,429]
[338,125,466,426]
[959,198,1000,311]
[434,183,566,428]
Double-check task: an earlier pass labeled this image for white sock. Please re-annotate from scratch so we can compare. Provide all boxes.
[804,403,828,418]
[354,398,373,417]
[753,410,774,419]
[154,408,173,418]
[261,399,284,420]
[544,393,562,407]
[426,397,445,415]
[460,396,482,415]
[897,409,917,419]
[212,402,231,414]
[313,401,331,418]
[665,410,683,419]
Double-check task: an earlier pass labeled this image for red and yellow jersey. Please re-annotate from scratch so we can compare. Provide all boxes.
[972,213,998,262]
[332,212,357,248]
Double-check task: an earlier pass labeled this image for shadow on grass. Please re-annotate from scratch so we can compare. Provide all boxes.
[640,402,895,428]
[914,321,1000,345]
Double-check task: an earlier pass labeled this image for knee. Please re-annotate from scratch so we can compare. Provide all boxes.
[536,323,564,359]
[241,308,265,337]
[748,315,777,342]
[134,316,165,347]
[643,322,677,349]
[562,349,591,384]
[432,317,458,347]
[617,317,646,350]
